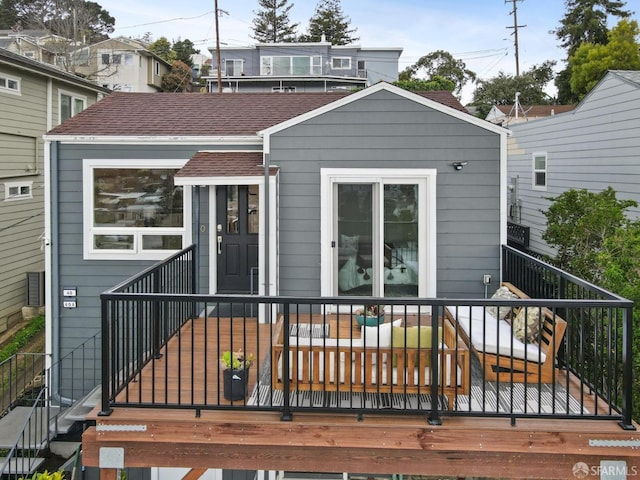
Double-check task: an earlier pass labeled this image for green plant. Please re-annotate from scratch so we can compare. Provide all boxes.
[0,315,45,363]
[219,350,254,370]
[19,470,65,480]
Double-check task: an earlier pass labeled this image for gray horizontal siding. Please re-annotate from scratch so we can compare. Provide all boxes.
[273,89,502,298]
[508,72,640,257]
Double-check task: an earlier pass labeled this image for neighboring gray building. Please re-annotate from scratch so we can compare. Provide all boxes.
[507,70,640,257]
[206,41,403,92]
[44,82,508,367]
[0,48,108,334]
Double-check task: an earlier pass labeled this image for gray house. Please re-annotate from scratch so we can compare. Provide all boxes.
[0,47,108,335]
[507,70,640,257]
[206,41,403,93]
[43,82,508,365]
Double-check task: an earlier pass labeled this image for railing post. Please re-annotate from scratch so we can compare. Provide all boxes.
[99,296,112,416]
[619,303,636,430]
[428,304,442,425]
[153,270,162,359]
[281,302,292,421]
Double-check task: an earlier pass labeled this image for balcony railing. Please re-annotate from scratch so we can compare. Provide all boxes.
[99,245,634,429]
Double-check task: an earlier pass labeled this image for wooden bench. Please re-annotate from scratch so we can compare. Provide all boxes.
[271,316,470,408]
[446,282,567,383]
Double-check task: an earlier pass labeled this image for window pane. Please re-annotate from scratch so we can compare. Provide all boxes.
[142,235,182,250]
[273,57,290,75]
[248,184,259,234]
[73,98,84,115]
[260,57,272,75]
[534,156,546,170]
[337,184,373,296]
[384,185,418,297]
[60,94,71,122]
[311,56,321,75]
[93,168,183,228]
[94,235,134,250]
[0,78,6,88]
[8,79,18,90]
[535,172,546,186]
[292,56,308,75]
[226,185,238,233]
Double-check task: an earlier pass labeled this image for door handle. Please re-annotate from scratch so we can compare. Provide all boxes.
[217,235,222,255]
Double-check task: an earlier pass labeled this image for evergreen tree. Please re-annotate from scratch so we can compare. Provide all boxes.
[0,0,20,30]
[172,38,199,67]
[251,0,298,43]
[300,0,358,45]
[553,0,631,103]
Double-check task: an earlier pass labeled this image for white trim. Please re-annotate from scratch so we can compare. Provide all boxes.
[500,133,508,247]
[207,175,277,298]
[59,89,87,123]
[82,159,192,261]
[320,168,437,303]
[4,180,33,200]
[0,71,21,95]
[259,82,510,148]
[43,140,53,371]
[331,57,351,70]
[43,135,262,145]
[532,151,548,191]
[175,175,264,187]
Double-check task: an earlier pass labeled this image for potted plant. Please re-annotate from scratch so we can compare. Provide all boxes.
[220,350,254,401]
[355,304,386,326]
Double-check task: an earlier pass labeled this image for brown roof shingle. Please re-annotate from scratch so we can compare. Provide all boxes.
[47,89,468,137]
[176,152,278,178]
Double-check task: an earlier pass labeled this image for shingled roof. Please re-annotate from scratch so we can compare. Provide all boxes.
[46,88,468,137]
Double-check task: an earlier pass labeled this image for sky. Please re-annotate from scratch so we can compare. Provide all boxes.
[100,0,640,103]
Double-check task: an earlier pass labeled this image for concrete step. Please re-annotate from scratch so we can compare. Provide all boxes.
[0,406,59,449]
[0,456,46,475]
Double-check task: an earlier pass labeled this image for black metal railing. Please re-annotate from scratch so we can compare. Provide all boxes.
[507,221,530,249]
[98,245,634,430]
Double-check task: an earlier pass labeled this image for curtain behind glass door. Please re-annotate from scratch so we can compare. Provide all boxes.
[337,184,373,296]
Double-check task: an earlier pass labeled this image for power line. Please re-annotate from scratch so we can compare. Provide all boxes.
[117,11,215,30]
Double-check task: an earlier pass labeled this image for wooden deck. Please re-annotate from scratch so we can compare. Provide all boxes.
[87,316,640,479]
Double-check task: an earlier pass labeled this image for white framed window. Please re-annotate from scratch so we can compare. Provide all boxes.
[260,55,322,76]
[60,91,86,123]
[0,73,21,95]
[5,181,32,200]
[112,54,122,65]
[155,61,160,76]
[83,159,191,260]
[331,57,351,70]
[532,152,547,191]
[320,169,437,301]
[224,59,243,76]
[101,53,111,65]
[123,53,134,66]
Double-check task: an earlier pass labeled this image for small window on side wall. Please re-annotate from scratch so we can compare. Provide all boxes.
[532,152,547,191]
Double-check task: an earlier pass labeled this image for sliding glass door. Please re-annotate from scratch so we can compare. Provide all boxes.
[329,171,433,299]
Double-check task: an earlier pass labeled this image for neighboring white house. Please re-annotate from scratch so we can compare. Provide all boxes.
[205,41,403,93]
[72,36,171,92]
[506,70,640,257]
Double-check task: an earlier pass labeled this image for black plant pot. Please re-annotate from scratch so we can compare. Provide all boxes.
[223,368,249,401]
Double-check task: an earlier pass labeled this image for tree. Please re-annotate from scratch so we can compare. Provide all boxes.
[0,0,20,29]
[172,38,199,68]
[470,61,556,118]
[399,50,476,96]
[13,0,115,43]
[569,19,640,99]
[393,76,455,93]
[161,60,192,93]
[553,0,631,104]
[148,37,176,64]
[299,0,358,45]
[251,0,298,43]
[541,187,637,280]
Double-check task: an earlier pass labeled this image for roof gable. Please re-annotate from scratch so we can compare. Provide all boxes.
[259,82,509,138]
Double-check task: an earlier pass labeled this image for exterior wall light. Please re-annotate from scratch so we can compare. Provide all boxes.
[452,161,468,171]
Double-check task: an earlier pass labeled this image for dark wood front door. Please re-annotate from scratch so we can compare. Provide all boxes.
[216,185,259,293]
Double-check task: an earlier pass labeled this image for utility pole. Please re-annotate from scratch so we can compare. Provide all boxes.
[214,0,222,92]
[505,0,526,76]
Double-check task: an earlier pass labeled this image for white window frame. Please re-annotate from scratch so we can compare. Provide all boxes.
[5,181,32,200]
[320,168,437,305]
[532,152,547,191]
[82,159,192,261]
[260,55,322,76]
[59,91,87,123]
[0,73,21,95]
[224,59,243,76]
[331,57,351,70]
